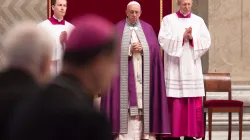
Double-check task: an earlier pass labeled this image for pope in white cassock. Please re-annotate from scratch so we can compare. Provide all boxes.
[158,0,211,140]
[38,0,74,76]
[101,1,170,140]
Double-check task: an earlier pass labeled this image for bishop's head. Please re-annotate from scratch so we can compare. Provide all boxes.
[63,14,119,94]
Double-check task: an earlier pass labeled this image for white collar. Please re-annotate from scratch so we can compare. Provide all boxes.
[130,27,138,30]
[53,15,63,22]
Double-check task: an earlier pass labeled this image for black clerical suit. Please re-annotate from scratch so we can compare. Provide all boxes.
[0,68,40,140]
[9,73,112,140]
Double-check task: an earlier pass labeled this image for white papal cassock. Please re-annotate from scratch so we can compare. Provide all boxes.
[159,12,211,98]
[38,16,74,76]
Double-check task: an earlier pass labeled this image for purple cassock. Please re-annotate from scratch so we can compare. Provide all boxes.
[101,19,170,137]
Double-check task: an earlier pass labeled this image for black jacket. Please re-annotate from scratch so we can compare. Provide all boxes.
[0,68,40,140]
[9,73,112,140]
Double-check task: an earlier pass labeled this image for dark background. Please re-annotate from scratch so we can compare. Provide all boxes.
[48,0,172,34]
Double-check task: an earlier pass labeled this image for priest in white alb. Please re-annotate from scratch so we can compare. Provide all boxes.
[158,0,211,140]
[38,0,74,76]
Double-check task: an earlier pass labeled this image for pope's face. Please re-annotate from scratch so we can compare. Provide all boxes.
[178,0,192,15]
[52,0,67,19]
[126,4,141,25]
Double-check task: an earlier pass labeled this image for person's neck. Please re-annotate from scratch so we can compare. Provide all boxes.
[10,66,41,85]
[180,10,190,16]
[53,15,64,22]
[61,66,97,96]
[126,18,138,26]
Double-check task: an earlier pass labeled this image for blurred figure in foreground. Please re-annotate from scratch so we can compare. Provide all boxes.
[9,15,118,140]
[0,21,53,140]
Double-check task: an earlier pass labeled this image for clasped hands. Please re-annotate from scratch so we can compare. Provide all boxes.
[59,31,67,44]
[183,27,193,42]
[130,42,143,54]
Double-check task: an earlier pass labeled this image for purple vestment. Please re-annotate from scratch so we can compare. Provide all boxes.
[101,19,170,136]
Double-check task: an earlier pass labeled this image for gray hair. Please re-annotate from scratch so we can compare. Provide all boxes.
[2,21,52,73]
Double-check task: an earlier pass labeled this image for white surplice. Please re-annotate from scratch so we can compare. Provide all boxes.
[37,18,74,76]
[158,13,211,98]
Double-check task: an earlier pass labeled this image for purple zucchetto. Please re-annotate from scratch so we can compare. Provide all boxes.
[65,14,116,52]
[63,14,118,66]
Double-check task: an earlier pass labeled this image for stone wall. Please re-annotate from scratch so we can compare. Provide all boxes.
[0,0,47,68]
[0,0,47,40]
[208,0,250,85]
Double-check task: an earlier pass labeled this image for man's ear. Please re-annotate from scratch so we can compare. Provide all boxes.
[40,54,51,74]
[139,10,142,17]
[52,5,55,11]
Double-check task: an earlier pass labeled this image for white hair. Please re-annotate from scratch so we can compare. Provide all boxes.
[2,21,53,73]
[127,1,141,7]
[176,0,193,4]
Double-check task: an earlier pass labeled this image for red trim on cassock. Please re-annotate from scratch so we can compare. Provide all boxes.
[189,39,194,47]
[48,17,65,25]
[176,10,191,18]
[182,39,193,47]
